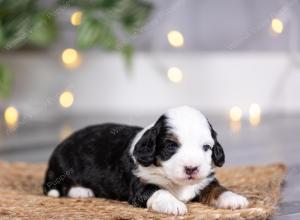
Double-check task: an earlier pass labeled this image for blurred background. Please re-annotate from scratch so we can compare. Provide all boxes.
[0,0,300,218]
[1,0,300,162]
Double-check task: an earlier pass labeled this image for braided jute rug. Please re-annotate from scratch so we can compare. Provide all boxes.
[0,161,286,220]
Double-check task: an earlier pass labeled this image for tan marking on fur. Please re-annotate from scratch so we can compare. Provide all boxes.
[165,133,180,145]
[198,180,227,205]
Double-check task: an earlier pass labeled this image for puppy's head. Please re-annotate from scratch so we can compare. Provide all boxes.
[132,106,225,186]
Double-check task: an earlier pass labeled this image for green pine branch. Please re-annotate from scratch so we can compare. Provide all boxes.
[0,64,12,98]
[0,0,153,98]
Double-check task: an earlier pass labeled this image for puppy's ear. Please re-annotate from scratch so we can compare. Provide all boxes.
[212,142,225,167]
[133,116,165,166]
[208,121,225,167]
[133,126,158,167]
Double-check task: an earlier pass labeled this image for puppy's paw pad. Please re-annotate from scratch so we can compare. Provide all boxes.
[147,190,187,215]
[68,186,95,198]
[216,191,249,209]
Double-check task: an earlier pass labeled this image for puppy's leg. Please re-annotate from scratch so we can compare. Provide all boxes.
[198,179,249,209]
[129,181,187,215]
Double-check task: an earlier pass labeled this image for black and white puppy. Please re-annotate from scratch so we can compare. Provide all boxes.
[43,106,248,215]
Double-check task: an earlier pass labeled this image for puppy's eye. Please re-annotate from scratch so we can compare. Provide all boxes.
[202,145,211,151]
[165,141,178,150]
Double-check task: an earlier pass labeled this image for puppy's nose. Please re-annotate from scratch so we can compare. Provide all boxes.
[184,166,198,175]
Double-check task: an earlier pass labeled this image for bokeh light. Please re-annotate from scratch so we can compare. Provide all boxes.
[71,11,82,26]
[61,48,81,68]
[4,106,19,128]
[271,18,284,34]
[229,106,242,122]
[167,67,183,83]
[167,30,184,48]
[59,91,74,108]
[249,103,261,126]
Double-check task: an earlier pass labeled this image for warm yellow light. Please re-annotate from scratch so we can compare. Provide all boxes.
[167,30,184,48]
[4,106,19,128]
[59,124,73,141]
[249,103,261,117]
[59,91,74,108]
[229,106,242,122]
[71,11,82,26]
[61,48,81,68]
[249,103,261,126]
[271,18,284,34]
[167,67,183,83]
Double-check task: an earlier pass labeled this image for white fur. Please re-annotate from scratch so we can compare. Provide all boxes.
[216,191,249,209]
[147,189,187,215]
[133,164,215,203]
[132,106,215,204]
[133,165,172,188]
[68,186,95,198]
[163,106,214,184]
[133,106,249,213]
[47,189,60,198]
[170,176,215,202]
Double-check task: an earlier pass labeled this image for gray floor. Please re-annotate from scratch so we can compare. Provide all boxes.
[0,113,299,219]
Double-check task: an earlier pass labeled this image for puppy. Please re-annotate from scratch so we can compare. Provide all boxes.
[43,106,248,215]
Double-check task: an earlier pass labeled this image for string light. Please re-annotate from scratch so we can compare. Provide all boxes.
[71,11,82,26]
[59,91,74,108]
[4,106,19,128]
[167,67,183,83]
[61,48,81,68]
[167,30,184,48]
[249,103,261,126]
[271,18,284,34]
[229,106,242,122]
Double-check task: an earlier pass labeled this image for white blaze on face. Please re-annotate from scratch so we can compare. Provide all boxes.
[162,106,214,185]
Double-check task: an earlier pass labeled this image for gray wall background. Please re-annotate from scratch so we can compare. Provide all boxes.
[1,0,300,118]
[54,0,300,52]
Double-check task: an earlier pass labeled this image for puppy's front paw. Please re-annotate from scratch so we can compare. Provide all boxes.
[68,186,95,198]
[216,191,249,209]
[147,190,187,215]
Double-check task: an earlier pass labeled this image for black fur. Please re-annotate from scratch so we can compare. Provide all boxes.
[43,121,172,208]
[132,116,177,167]
[43,124,141,200]
[208,122,225,167]
[133,125,158,167]
[43,116,225,209]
